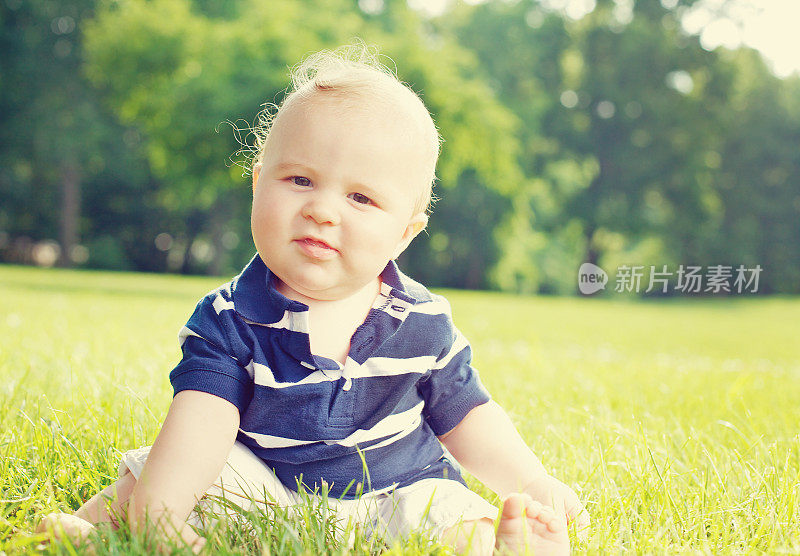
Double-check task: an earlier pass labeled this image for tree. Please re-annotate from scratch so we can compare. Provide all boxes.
[83,0,521,285]
[0,0,156,269]
[699,49,800,293]
[446,0,731,293]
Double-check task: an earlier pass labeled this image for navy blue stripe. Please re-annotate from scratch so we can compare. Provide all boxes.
[247,424,451,498]
[239,375,424,440]
[170,256,490,495]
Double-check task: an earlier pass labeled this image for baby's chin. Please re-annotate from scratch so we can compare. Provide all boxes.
[275,275,380,305]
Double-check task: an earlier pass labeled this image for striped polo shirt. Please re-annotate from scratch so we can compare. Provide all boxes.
[170,255,490,499]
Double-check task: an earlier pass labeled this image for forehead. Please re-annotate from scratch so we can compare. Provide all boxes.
[266,93,429,164]
[264,94,430,198]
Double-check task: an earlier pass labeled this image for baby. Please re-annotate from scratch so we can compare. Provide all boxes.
[37,45,588,554]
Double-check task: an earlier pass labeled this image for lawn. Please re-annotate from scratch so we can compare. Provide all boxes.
[1,264,799,554]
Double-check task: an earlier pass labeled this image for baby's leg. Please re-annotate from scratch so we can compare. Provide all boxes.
[37,470,204,551]
[35,470,137,545]
[495,493,569,555]
[75,468,138,525]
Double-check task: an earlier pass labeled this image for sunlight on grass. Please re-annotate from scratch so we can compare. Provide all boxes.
[1,265,799,553]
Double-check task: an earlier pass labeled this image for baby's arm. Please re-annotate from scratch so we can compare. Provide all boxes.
[439,400,588,532]
[128,389,240,541]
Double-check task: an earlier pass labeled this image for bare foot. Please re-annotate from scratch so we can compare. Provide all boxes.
[35,512,96,546]
[495,493,569,555]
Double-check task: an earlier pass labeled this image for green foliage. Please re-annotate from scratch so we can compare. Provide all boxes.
[444,0,741,292]
[2,266,799,552]
[697,49,800,293]
[78,0,519,281]
[1,0,798,292]
[0,0,156,268]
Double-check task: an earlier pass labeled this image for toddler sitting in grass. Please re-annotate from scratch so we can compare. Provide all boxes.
[38,44,588,554]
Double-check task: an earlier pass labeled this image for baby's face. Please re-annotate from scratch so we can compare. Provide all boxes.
[251,96,429,302]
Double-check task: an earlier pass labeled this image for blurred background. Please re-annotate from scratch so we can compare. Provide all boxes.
[1,0,798,294]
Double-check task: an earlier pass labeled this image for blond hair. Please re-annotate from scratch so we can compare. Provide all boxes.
[251,43,440,213]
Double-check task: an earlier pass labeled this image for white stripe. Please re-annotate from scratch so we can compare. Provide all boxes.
[212,294,235,314]
[375,283,415,322]
[432,330,469,370]
[408,298,451,316]
[238,430,317,448]
[382,298,414,321]
[326,401,424,447]
[358,421,421,452]
[178,325,202,346]
[263,309,310,333]
[239,401,424,450]
[247,360,335,388]
[178,325,239,363]
[246,355,437,388]
[345,356,436,379]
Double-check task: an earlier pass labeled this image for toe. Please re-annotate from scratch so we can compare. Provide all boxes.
[35,512,96,543]
[34,514,56,534]
[539,506,566,533]
[36,513,71,535]
[500,493,527,520]
[523,497,544,519]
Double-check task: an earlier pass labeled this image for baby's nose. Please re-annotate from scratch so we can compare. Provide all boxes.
[301,196,340,225]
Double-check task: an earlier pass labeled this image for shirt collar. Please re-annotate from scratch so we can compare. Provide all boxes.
[379,260,419,306]
[230,255,302,324]
[231,254,420,325]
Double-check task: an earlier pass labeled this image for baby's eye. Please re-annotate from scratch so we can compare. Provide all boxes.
[291,176,311,187]
[349,192,373,205]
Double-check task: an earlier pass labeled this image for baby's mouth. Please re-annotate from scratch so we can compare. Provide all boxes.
[296,237,338,259]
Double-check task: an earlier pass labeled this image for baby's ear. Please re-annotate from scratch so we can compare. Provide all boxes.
[252,163,262,193]
[393,212,428,260]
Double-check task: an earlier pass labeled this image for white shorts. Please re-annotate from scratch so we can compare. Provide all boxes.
[119,441,498,541]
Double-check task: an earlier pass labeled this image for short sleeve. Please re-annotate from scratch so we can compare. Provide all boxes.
[169,294,254,413]
[417,306,491,436]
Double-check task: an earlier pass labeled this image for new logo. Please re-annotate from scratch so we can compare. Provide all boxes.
[578,263,608,295]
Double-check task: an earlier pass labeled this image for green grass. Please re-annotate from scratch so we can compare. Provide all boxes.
[1,264,799,554]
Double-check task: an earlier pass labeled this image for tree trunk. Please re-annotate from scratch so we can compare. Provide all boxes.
[580,171,604,267]
[207,198,231,277]
[180,209,203,275]
[583,223,599,266]
[465,251,484,290]
[58,161,80,267]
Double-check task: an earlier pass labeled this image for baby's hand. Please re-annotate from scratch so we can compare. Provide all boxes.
[523,475,590,540]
